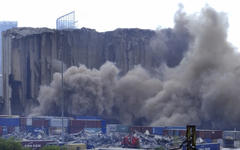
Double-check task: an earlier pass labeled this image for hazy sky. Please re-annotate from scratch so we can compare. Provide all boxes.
[1,0,240,49]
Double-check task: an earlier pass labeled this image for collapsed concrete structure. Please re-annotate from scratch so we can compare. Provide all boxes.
[2,27,189,115]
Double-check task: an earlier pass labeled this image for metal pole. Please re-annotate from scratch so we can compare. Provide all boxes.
[61,33,64,142]
[7,37,11,115]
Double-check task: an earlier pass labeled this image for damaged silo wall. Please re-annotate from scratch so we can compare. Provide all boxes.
[2,27,189,115]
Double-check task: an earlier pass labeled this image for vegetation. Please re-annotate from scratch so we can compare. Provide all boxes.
[0,138,29,150]
[0,138,67,150]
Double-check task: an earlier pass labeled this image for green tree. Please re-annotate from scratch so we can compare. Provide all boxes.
[0,138,30,150]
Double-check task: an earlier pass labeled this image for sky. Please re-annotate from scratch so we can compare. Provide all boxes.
[0,0,240,49]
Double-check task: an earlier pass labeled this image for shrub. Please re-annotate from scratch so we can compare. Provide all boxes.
[0,138,30,150]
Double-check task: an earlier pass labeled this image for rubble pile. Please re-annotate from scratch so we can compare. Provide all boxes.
[2,128,172,149]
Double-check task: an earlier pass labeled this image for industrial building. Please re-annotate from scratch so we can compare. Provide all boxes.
[1,27,159,115]
[0,21,17,93]
[0,21,17,114]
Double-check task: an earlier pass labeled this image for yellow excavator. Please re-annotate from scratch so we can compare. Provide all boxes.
[169,125,197,150]
[185,125,197,150]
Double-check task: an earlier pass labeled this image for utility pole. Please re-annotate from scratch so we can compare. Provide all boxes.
[60,32,64,142]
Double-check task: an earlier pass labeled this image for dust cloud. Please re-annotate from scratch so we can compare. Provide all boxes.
[32,6,240,129]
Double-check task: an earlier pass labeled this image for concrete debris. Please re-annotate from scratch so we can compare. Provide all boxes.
[1,128,173,149]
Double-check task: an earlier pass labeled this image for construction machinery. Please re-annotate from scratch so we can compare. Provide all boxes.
[186,125,197,150]
[168,125,197,150]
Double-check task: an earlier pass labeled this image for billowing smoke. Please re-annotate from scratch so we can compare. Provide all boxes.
[150,4,191,67]
[32,6,240,129]
[145,6,240,129]
[32,62,163,125]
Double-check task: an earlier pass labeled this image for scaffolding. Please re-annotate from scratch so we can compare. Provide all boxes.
[56,11,76,29]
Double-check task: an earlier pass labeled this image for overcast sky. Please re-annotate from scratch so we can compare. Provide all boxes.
[1,0,240,49]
